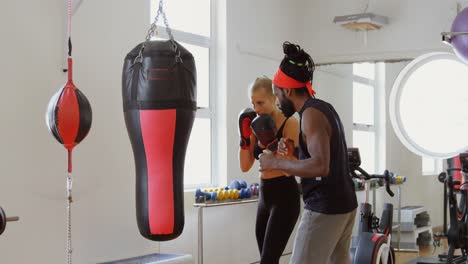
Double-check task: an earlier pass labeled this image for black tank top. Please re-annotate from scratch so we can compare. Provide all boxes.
[253,117,289,160]
[298,98,357,214]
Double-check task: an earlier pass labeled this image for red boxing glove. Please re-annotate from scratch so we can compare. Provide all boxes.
[238,108,256,149]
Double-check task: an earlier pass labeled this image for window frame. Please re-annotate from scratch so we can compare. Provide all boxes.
[422,157,443,176]
[352,62,385,174]
[149,0,217,189]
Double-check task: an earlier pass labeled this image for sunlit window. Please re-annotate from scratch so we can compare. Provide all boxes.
[389,52,468,159]
[352,62,382,174]
[151,0,214,187]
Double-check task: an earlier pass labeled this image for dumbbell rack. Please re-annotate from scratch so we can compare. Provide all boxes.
[193,198,259,264]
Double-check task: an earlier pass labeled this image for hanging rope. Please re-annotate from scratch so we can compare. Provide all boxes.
[66,1,73,263]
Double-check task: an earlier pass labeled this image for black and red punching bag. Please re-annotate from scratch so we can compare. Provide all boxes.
[122,38,196,240]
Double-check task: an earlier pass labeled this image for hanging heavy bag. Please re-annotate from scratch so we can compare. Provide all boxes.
[122,2,196,241]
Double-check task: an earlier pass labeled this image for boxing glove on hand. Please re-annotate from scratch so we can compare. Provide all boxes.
[238,108,257,149]
[251,114,278,152]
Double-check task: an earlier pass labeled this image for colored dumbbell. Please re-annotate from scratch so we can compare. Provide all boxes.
[230,180,249,190]
[195,189,217,202]
[239,187,252,199]
[239,180,248,189]
[391,175,406,184]
[232,189,239,199]
[239,188,245,199]
[250,183,260,196]
[226,189,235,199]
[230,180,240,190]
[216,190,225,201]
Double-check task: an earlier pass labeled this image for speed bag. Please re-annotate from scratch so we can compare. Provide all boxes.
[122,40,196,241]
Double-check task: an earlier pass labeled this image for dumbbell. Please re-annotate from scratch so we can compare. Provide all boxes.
[230,180,241,190]
[0,207,19,236]
[239,180,247,189]
[250,183,259,196]
[230,180,248,190]
[239,187,252,199]
[391,175,406,184]
[195,189,217,202]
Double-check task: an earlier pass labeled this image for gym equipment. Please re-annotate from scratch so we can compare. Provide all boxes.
[239,180,248,189]
[442,7,468,63]
[424,152,468,264]
[250,114,278,151]
[390,175,406,184]
[0,207,19,236]
[122,0,196,241]
[348,148,396,264]
[195,189,217,203]
[238,108,257,149]
[250,185,259,196]
[229,180,247,190]
[195,185,251,203]
[230,180,240,190]
[46,1,92,263]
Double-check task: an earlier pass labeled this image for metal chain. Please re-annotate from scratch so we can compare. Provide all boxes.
[135,0,178,64]
[66,173,73,264]
[145,0,174,41]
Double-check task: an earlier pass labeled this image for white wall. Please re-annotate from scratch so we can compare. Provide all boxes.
[300,0,457,63]
[0,0,157,263]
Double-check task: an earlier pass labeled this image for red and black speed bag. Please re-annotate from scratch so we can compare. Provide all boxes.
[122,40,196,241]
[46,59,92,151]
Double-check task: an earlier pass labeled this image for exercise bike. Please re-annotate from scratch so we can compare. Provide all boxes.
[348,147,396,264]
[429,152,468,264]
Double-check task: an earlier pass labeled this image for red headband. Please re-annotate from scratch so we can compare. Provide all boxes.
[273,68,315,96]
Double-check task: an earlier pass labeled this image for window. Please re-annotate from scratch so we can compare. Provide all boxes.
[150,0,214,187]
[389,52,468,159]
[422,157,442,176]
[352,62,384,174]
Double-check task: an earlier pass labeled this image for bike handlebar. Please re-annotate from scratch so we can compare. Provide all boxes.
[347,147,394,197]
[350,167,394,197]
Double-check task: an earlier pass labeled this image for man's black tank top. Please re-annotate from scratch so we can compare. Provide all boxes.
[298,98,357,214]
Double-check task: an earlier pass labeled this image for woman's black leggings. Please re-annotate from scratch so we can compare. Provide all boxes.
[256,176,300,264]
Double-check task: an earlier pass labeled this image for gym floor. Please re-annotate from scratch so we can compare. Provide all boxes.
[396,246,436,263]
[395,229,452,264]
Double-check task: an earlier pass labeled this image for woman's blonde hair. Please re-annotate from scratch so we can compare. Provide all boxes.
[249,76,274,97]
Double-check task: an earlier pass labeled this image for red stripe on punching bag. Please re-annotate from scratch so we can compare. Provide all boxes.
[56,83,80,150]
[140,109,176,234]
[454,155,462,190]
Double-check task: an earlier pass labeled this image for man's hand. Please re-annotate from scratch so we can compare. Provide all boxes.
[259,150,277,172]
[278,138,295,158]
